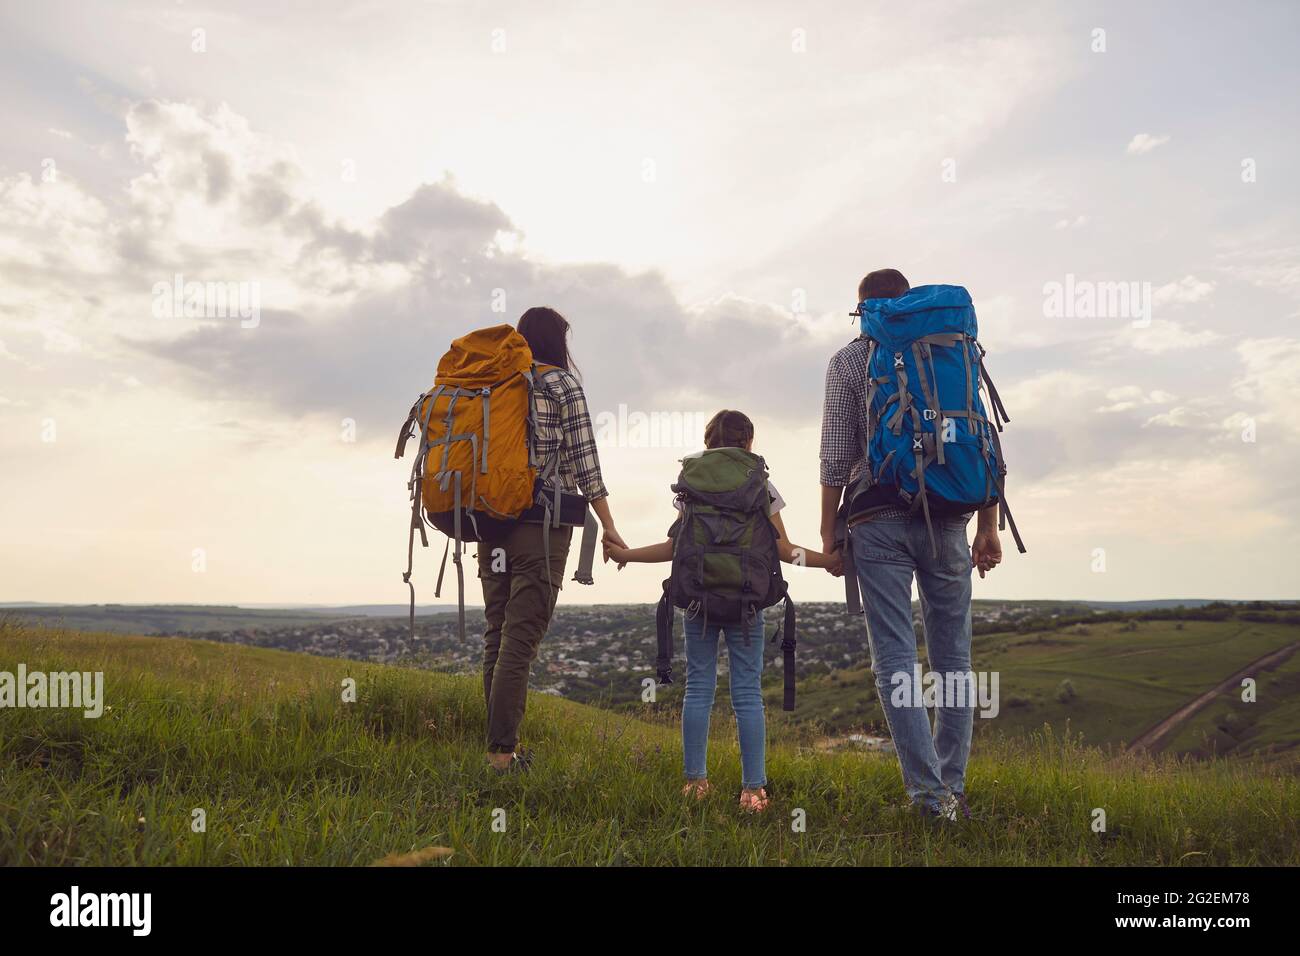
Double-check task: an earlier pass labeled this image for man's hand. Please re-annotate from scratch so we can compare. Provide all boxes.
[971,527,1002,579]
[820,529,844,578]
[826,550,844,577]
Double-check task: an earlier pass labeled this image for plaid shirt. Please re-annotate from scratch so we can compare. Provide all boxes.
[533,368,608,501]
[821,336,943,522]
[820,336,873,487]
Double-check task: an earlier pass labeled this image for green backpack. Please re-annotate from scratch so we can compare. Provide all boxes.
[654,447,798,710]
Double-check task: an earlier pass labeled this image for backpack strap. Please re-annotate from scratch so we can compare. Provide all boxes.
[571,510,599,585]
[986,425,1028,554]
[770,596,797,711]
[907,411,940,559]
[911,341,945,466]
[655,579,675,685]
[398,388,444,640]
[450,471,466,642]
[479,386,490,474]
[976,343,1010,429]
[836,510,862,615]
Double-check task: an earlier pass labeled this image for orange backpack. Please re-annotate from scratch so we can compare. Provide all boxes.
[394,325,598,639]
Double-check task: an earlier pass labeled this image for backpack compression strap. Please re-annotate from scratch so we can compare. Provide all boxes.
[571,510,599,585]
[772,597,797,711]
[396,388,443,640]
[654,580,675,685]
[836,512,862,615]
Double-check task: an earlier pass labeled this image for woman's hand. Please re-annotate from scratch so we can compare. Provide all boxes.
[590,497,625,561]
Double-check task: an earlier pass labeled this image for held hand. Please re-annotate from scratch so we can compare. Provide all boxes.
[602,541,629,570]
[971,528,1002,579]
[600,527,627,563]
[821,530,844,578]
[825,549,844,578]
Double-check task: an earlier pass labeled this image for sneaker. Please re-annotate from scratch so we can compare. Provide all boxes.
[489,749,532,774]
[951,792,973,820]
[916,796,958,822]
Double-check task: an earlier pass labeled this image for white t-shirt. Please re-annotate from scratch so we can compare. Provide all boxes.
[673,450,785,517]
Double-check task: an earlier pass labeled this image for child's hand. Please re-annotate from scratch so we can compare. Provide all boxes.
[603,541,630,570]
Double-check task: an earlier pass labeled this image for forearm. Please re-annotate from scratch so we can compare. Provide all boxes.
[820,484,844,539]
[778,538,833,568]
[590,496,616,531]
[619,539,674,564]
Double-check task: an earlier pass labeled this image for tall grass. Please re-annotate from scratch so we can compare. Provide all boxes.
[1,621,1296,866]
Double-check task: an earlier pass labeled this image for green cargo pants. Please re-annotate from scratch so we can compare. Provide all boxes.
[477,521,572,753]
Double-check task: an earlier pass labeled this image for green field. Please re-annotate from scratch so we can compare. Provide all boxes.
[765,616,1300,761]
[2,620,1298,866]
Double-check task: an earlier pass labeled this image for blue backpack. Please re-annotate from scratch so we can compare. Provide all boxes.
[848,284,1025,557]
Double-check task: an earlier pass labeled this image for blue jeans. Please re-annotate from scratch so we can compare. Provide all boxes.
[849,515,974,810]
[682,611,767,789]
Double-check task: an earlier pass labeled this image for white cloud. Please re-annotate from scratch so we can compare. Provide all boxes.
[1097,386,1176,414]
[1233,337,1300,436]
[1154,274,1215,306]
[1126,133,1171,155]
[1118,318,1221,353]
[1052,214,1089,230]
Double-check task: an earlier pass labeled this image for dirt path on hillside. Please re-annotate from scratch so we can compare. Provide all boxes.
[1126,641,1300,753]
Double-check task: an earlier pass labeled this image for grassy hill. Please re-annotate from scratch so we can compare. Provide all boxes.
[2,620,1298,866]
[763,615,1300,761]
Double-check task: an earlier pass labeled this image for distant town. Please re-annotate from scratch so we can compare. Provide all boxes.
[180,599,1082,707]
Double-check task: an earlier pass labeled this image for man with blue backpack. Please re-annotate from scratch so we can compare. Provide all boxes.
[818,268,1025,821]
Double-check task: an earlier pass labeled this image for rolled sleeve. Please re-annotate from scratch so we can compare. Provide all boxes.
[559,381,609,501]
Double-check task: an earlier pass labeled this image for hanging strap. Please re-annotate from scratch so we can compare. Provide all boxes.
[987,425,1028,554]
[977,348,1011,430]
[398,388,443,641]
[480,388,491,473]
[837,511,861,614]
[452,471,466,642]
[571,510,599,585]
[433,538,450,597]
[770,597,797,711]
[654,581,675,685]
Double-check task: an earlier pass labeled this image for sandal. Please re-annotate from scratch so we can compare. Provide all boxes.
[682,780,712,799]
[739,788,770,813]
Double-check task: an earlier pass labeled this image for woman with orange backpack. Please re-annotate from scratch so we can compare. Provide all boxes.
[397,307,624,774]
[477,308,625,772]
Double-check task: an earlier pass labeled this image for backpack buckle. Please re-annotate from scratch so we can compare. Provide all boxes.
[912,434,924,452]
[893,352,905,369]
[922,408,937,422]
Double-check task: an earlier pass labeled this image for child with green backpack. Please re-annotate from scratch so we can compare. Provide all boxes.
[604,409,835,812]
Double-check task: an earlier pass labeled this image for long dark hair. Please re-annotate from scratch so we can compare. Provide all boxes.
[517,307,580,379]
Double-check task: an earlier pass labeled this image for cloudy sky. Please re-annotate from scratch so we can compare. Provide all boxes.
[1,0,1297,607]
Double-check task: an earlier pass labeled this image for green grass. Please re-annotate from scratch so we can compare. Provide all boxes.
[2,621,1298,865]
[769,619,1300,758]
